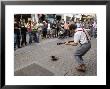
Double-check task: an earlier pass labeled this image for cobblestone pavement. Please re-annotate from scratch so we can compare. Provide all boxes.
[14,37,97,76]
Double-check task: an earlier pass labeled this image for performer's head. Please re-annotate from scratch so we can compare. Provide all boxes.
[72,24,77,30]
[69,24,77,31]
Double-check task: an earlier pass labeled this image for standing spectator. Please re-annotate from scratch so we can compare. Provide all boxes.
[64,21,69,37]
[69,22,75,37]
[42,21,48,39]
[21,20,27,47]
[37,21,43,41]
[27,20,33,44]
[56,21,60,37]
[92,20,97,38]
[88,21,93,37]
[32,22,39,43]
[47,22,51,38]
[51,20,57,38]
[14,21,21,49]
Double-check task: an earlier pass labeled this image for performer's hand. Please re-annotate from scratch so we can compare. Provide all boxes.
[65,42,69,45]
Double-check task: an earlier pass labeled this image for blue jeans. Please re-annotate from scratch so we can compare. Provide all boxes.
[93,28,97,38]
[28,32,32,44]
[32,31,39,43]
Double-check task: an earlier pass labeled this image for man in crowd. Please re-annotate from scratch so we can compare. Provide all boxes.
[42,21,48,39]
[20,19,27,47]
[64,21,69,37]
[32,22,39,43]
[92,20,97,38]
[14,20,21,50]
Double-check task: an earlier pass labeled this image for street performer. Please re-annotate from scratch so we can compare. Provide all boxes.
[65,24,91,72]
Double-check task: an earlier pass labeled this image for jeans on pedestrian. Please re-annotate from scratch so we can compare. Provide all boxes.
[37,32,40,43]
[42,28,47,38]
[14,32,21,48]
[14,33,17,49]
[21,33,27,46]
[74,42,91,65]
[33,31,39,43]
[93,28,97,38]
[28,32,32,44]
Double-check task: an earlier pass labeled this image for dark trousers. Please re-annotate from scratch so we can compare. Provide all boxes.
[56,28,59,37]
[32,31,39,43]
[28,32,32,44]
[42,28,47,38]
[64,29,68,37]
[14,33,21,48]
[21,33,27,46]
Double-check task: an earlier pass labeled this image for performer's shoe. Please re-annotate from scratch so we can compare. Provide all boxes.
[75,64,86,72]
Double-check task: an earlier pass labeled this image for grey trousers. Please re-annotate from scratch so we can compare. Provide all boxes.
[74,42,91,65]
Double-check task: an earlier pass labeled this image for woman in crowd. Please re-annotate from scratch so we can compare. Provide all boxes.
[27,20,33,44]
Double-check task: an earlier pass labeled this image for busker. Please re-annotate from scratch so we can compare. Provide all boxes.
[64,24,91,72]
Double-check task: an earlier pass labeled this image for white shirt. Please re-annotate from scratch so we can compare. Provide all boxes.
[48,23,50,29]
[74,28,90,44]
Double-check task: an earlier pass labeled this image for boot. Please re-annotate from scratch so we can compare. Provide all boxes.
[75,64,86,72]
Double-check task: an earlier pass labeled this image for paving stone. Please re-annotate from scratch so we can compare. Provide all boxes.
[15,63,54,76]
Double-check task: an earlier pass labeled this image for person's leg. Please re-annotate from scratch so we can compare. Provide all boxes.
[24,33,27,45]
[64,29,67,38]
[37,32,39,43]
[68,30,70,37]
[54,29,55,38]
[33,32,37,42]
[29,32,32,44]
[14,33,17,50]
[93,28,96,38]
[21,35,23,46]
[66,29,69,36]
[35,32,39,43]
[94,28,97,38]
[42,30,44,38]
[90,27,93,37]
[45,30,47,38]
[74,55,84,65]
[57,28,59,37]
[74,43,91,71]
[16,34,21,48]
[44,31,46,38]
[43,29,46,38]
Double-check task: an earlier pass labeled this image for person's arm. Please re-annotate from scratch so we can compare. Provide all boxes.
[65,41,78,46]
[65,32,79,46]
